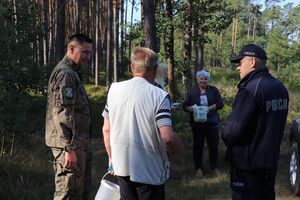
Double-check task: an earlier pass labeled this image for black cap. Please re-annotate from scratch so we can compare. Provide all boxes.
[230,44,267,63]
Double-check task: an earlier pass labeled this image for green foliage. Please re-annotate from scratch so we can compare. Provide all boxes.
[0,1,46,94]
[273,63,300,92]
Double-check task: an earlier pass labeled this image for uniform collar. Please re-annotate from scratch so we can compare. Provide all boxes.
[63,55,78,70]
[237,67,269,88]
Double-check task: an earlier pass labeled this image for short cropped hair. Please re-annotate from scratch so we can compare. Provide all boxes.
[68,34,93,45]
[130,47,158,73]
[254,57,267,69]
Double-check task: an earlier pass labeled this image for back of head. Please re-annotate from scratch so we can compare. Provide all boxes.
[131,47,158,73]
[68,33,93,46]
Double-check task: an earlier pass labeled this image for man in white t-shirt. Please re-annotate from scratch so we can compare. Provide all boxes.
[102,47,183,200]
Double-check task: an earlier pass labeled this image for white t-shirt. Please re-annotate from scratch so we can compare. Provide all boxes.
[102,77,172,185]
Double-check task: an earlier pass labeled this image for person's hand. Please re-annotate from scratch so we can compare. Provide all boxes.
[187,106,193,112]
[64,150,77,169]
[107,159,115,175]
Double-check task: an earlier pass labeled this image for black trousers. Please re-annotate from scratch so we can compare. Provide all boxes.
[191,123,219,170]
[117,176,165,200]
[230,166,276,200]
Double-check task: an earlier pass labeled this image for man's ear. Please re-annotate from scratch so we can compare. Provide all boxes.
[252,57,257,68]
[68,44,75,54]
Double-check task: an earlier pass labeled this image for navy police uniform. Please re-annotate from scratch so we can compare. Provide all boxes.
[222,67,289,200]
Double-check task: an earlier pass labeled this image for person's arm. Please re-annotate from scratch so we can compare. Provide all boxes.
[102,118,112,166]
[55,71,78,169]
[208,87,224,112]
[157,95,184,158]
[159,125,184,157]
[222,89,257,146]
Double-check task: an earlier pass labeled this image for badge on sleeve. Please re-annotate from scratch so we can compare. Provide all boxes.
[64,87,74,98]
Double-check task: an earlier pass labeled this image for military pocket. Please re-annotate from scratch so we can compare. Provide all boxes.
[52,149,79,193]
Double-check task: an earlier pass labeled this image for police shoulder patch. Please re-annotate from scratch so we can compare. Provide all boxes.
[64,87,74,98]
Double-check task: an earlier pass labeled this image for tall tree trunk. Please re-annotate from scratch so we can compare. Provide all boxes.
[113,0,119,82]
[106,0,113,90]
[128,0,135,71]
[142,0,158,52]
[193,27,204,76]
[124,0,128,61]
[120,0,124,77]
[49,0,56,64]
[182,0,192,93]
[165,0,175,100]
[55,0,65,63]
[42,0,49,65]
[95,0,100,86]
[75,0,82,33]
[100,0,108,77]
[86,0,91,36]
[231,0,237,55]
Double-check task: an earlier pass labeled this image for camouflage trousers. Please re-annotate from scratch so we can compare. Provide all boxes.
[51,147,92,200]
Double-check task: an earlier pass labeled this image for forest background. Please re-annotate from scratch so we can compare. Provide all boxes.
[0,0,300,199]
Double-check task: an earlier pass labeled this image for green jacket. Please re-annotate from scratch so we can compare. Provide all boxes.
[45,56,91,151]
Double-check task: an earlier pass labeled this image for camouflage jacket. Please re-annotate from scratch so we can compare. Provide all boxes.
[45,56,91,151]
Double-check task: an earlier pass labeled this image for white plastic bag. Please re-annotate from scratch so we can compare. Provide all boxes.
[192,105,208,122]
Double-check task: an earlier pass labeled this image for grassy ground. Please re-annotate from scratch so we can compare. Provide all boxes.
[1,67,300,200]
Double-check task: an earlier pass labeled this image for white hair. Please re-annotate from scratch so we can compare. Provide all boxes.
[155,62,168,91]
[196,70,210,80]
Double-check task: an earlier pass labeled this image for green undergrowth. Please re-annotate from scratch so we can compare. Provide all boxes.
[1,67,300,199]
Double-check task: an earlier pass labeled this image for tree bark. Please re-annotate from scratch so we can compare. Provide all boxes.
[95,0,100,86]
[106,0,113,89]
[113,0,119,82]
[165,0,175,99]
[128,0,135,71]
[182,0,192,93]
[55,0,65,63]
[142,0,158,53]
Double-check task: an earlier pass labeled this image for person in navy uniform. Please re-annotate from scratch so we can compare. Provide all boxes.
[222,44,289,200]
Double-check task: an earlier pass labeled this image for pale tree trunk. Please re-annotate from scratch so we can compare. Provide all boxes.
[42,0,49,65]
[49,0,55,64]
[231,0,237,55]
[106,0,113,90]
[55,0,65,63]
[113,0,119,82]
[124,0,128,61]
[165,0,175,100]
[120,0,124,75]
[252,6,257,41]
[142,0,158,52]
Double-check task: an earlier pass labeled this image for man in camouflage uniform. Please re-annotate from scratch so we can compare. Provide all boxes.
[45,34,93,200]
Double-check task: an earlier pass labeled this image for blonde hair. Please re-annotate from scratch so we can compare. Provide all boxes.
[131,47,158,73]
